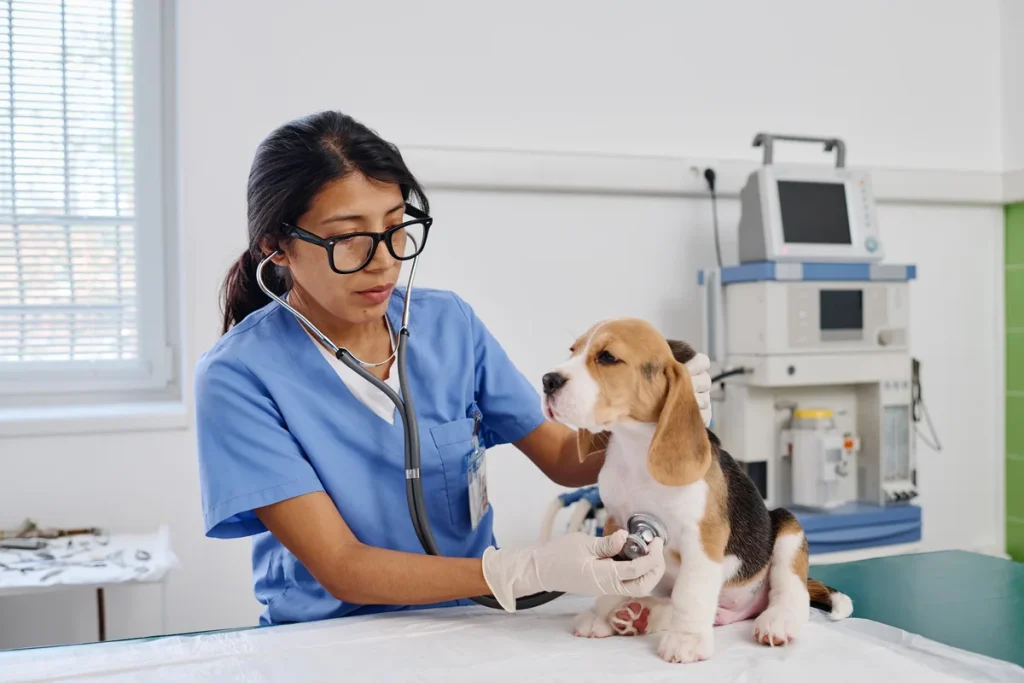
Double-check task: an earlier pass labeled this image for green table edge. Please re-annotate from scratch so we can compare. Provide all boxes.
[810,550,1024,667]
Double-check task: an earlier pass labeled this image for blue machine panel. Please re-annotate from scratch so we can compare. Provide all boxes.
[697,261,917,285]
[555,485,922,556]
[792,502,922,555]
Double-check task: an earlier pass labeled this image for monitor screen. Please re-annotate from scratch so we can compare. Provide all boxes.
[777,180,852,244]
[819,289,863,331]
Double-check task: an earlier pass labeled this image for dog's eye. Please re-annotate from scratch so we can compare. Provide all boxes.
[596,350,620,365]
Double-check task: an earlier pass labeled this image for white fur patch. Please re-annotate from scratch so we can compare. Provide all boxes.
[598,422,710,541]
[548,353,601,430]
[828,591,854,620]
[721,554,743,583]
[768,533,810,613]
[573,609,614,639]
[656,527,722,663]
[658,631,711,664]
[753,531,810,646]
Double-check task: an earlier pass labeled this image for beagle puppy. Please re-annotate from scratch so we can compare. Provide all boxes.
[541,318,853,664]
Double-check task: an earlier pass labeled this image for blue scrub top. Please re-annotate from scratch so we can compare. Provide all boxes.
[194,287,546,625]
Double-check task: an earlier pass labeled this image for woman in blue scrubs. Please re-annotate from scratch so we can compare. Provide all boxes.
[195,110,713,625]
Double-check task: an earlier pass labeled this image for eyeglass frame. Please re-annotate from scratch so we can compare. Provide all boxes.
[282,205,433,275]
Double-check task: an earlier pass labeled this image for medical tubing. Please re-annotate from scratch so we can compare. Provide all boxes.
[538,498,564,543]
[259,249,561,610]
[394,330,439,554]
[335,346,431,548]
[711,367,748,383]
[704,168,723,269]
[565,499,593,537]
[394,331,562,610]
[337,337,561,611]
[255,257,338,353]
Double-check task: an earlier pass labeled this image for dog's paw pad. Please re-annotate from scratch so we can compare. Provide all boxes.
[573,610,614,639]
[610,602,650,636]
[753,605,807,646]
[657,631,711,664]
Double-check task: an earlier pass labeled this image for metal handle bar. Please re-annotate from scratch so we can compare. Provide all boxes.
[752,132,847,168]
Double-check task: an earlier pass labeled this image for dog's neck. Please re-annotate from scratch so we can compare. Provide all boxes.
[606,420,657,453]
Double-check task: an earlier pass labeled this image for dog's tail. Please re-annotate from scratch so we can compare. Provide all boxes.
[807,579,854,621]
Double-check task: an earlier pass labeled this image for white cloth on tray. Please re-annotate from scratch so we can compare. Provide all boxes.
[0,526,178,594]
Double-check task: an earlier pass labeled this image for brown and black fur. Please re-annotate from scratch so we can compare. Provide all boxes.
[668,338,846,615]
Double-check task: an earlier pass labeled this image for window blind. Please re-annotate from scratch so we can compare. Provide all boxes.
[0,0,137,365]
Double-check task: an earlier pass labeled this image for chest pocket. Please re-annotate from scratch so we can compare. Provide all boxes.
[429,416,477,532]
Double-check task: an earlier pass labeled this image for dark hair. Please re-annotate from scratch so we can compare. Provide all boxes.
[220,111,430,333]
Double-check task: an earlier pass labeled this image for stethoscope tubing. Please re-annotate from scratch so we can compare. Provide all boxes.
[254,248,561,611]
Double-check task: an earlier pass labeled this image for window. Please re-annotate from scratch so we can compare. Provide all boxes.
[0,0,173,400]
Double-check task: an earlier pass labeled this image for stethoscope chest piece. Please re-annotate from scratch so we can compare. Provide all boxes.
[618,513,669,560]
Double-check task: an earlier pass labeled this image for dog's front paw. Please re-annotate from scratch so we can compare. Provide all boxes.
[609,601,650,636]
[573,610,613,638]
[657,630,712,663]
[609,598,672,636]
[752,605,808,646]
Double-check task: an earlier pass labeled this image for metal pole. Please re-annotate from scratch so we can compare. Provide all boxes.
[96,587,106,641]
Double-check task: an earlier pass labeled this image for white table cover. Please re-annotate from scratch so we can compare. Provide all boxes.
[0,594,1020,682]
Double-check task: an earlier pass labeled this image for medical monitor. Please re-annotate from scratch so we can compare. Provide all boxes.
[737,165,882,264]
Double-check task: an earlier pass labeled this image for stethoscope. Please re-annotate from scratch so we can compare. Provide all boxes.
[254,239,667,611]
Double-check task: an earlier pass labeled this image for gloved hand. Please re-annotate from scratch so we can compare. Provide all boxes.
[481,529,665,612]
[686,352,713,427]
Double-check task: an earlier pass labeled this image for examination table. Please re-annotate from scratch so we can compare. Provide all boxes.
[0,550,1021,682]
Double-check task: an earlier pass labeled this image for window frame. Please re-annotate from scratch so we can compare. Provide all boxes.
[0,0,177,401]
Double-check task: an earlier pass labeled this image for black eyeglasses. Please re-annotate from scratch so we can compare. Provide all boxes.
[284,205,432,274]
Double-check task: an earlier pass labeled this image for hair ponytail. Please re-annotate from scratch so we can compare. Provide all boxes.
[220,249,288,334]
[219,110,429,335]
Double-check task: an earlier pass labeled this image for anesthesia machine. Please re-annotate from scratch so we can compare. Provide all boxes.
[698,133,928,558]
[541,133,938,559]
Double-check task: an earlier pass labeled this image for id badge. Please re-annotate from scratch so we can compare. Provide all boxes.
[467,413,489,530]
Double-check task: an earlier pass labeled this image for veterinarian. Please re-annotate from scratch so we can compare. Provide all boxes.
[194,110,714,626]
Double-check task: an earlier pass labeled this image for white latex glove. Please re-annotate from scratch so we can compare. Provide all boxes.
[481,529,665,612]
[686,351,713,427]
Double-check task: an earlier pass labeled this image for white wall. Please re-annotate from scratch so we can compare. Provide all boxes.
[176,0,1004,172]
[1002,0,1024,172]
[0,0,1008,648]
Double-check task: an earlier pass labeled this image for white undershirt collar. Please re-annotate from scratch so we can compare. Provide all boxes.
[288,295,399,424]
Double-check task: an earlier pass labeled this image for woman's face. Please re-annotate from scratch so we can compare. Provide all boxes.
[270,172,408,326]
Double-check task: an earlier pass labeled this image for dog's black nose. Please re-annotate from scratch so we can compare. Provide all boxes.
[542,372,567,397]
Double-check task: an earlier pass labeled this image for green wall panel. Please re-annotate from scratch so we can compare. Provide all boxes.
[1008,203,1024,562]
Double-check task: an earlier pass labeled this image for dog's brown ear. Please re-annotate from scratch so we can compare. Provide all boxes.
[647,361,711,486]
[666,339,697,365]
[577,428,611,462]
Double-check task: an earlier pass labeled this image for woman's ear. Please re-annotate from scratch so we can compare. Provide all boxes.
[577,428,611,462]
[259,238,289,267]
[647,361,712,486]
